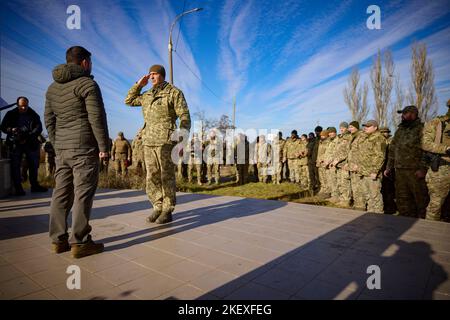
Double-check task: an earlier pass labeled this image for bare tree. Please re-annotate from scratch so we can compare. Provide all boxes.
[371,49,394,127]
[217,114,233,134]
[344,67,369,123]
[193,110,217,140]
[390,76,404,131]
[361,82,369,122]
[408,42,438,121]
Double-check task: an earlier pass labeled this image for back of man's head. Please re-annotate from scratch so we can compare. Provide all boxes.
[66,46,91,65]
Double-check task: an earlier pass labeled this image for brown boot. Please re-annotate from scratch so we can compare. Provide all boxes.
[52,241,70,254]
[155,212,173,224]
[71,240,104,259]
[146,209,162,223]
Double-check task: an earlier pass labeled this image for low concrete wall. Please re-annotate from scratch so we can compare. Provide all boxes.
[0,159,11,198]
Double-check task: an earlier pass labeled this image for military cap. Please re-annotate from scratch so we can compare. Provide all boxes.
[339,122,349,128]
[397,105,418,114]
[379,127,391,133]
[320,130,329,137]
[149,64,166,78]
[362,120,379,127]
[118,131,124,136]
[314,126,323,132]
[349,121,360,130]
[291,130,298,135]
[327,127,337,133]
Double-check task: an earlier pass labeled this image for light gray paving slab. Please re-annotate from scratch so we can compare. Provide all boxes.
[1,188,449,300]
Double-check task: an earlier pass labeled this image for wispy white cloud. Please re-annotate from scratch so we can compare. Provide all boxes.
[1,0,203,138]
[218,0,259,101]
[233,0,449,134]
[262,0,449,103]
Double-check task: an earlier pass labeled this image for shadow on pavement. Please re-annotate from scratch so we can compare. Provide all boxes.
[190,212,448,300]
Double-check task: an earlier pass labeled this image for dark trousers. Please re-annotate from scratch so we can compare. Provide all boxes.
[11,145,40,191]
[49,148,99,244]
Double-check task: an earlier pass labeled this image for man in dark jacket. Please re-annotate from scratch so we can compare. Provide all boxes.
[0,96,47,195]
[45,46,109,258]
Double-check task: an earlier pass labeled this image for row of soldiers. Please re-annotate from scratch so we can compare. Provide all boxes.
[304,103,449,221]
[171,101,449,221]
[97,129,146,176]
[41,129,147,178]
[95,101,449,221]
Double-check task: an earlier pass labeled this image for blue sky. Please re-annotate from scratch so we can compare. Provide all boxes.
[1,0,449,140]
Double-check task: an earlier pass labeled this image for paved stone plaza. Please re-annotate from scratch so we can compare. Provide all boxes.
[0,189,449,300]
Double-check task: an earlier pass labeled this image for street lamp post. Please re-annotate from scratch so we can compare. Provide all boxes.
[168,7,203,84]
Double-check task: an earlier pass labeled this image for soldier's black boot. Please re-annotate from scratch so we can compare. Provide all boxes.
[155,212,173,224]
[146,209,162,223]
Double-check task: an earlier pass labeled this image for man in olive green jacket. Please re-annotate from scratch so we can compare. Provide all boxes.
[385,105,427,218]
[45,46,109,258]
[125,65,191,224]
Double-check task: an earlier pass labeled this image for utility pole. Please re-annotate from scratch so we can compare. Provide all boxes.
[168,8,203,84]
[232,96,236,129]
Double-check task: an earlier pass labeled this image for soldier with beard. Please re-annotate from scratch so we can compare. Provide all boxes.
[385,106,428,218]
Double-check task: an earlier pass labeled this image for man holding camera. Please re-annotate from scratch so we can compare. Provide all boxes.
[0,96,47,196]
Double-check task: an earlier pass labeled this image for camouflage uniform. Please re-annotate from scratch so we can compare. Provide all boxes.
[131,126,146,175]
[380,132,396,214]
[125,80,191,221]
[316,134,330,195]
[234,135,250,185]
[283,137,302,183]
[387,118,427,218]
[255,138,272,183]
[205,137,221,184]
[272,136,286,184]
[358,130,386,213]
[421,109,450,221]
[175,141,185,180]
[307,138,318,189]
[324,135,339,200]
[43,141,56,178]
[297,139,310,189]
[112,133,132,175]
[347,131,367,209]
[332,131,353,206]
[188,136,203,185]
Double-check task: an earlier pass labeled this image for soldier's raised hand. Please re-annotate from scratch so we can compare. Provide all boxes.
[137,74,151,88]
